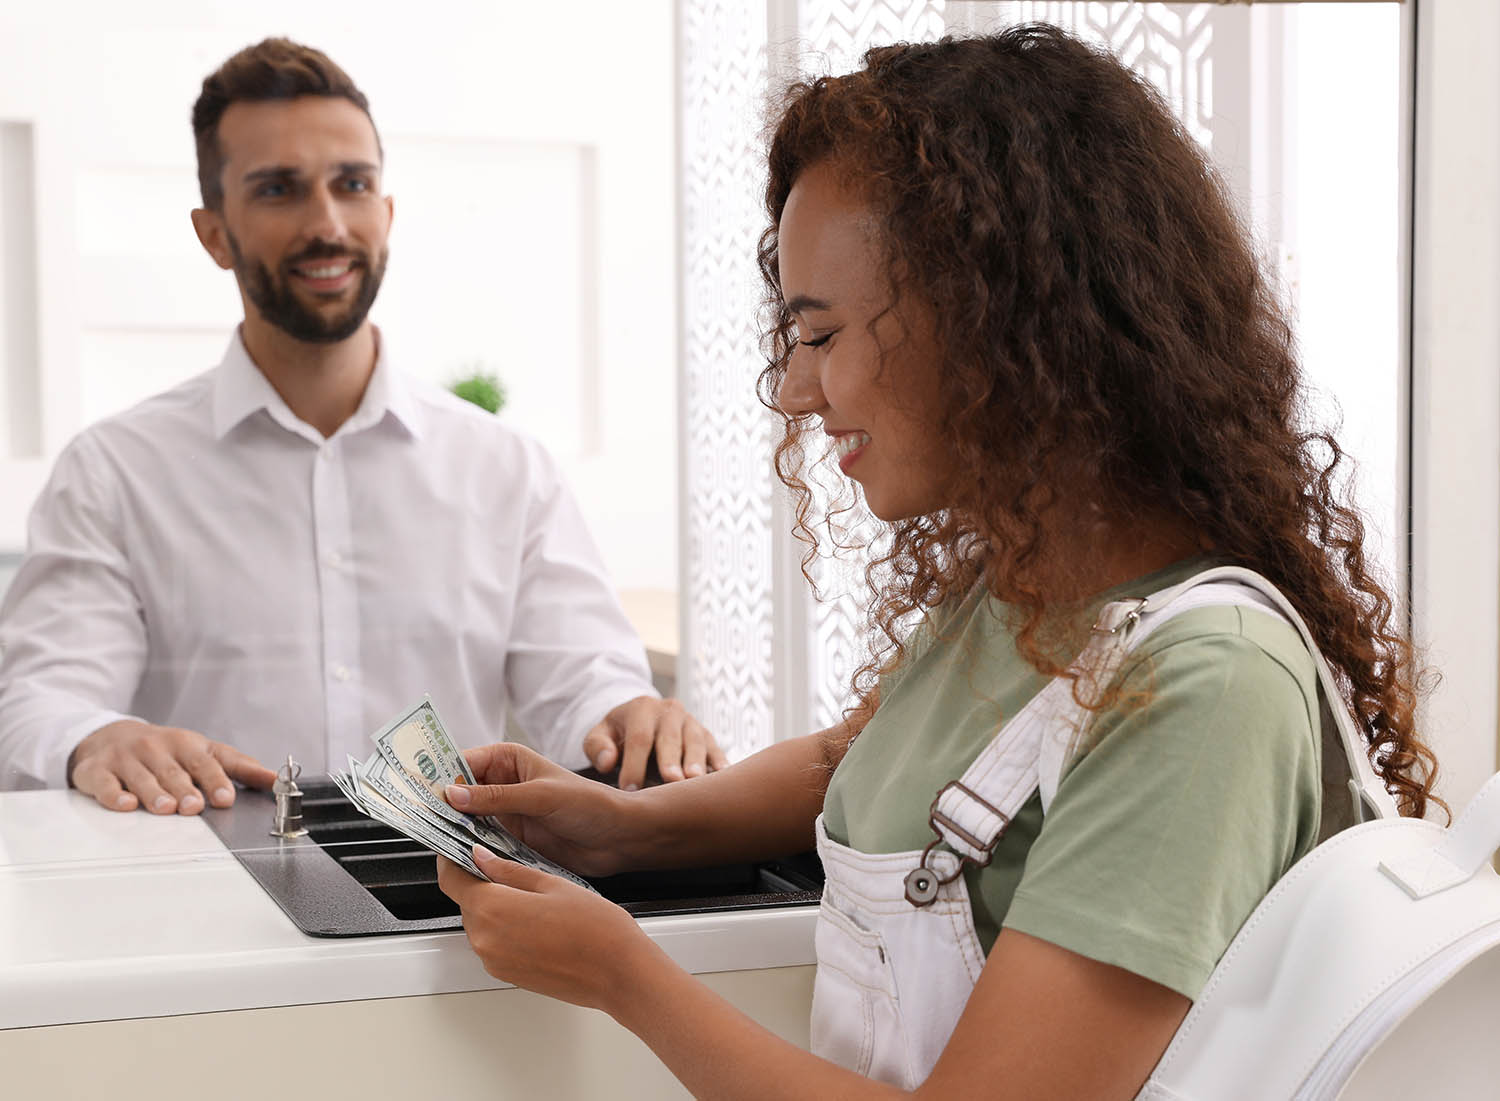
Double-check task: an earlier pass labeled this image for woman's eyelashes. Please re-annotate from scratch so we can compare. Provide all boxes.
[798,331,835,349]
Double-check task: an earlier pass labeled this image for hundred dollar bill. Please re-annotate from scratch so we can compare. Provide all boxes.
[355,697,595,891]
[346,756,487,879]
[370,698,594,890]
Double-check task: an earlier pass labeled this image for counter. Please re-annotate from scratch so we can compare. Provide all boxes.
[0,790,817,1099]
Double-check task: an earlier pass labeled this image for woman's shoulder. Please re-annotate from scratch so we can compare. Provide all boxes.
[1116,602,1319,730]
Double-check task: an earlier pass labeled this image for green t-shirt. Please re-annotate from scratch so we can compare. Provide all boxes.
[821,556,1323,1000]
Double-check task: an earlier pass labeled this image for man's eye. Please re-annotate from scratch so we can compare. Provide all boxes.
[255,183,287,198]
[343,177,371,193]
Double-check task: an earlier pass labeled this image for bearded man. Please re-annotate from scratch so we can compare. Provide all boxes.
[0,38,722,813]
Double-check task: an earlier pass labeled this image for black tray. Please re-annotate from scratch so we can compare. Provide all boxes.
[203,780,823,937]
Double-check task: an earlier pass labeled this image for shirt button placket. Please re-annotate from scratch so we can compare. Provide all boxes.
[312,441,361,766]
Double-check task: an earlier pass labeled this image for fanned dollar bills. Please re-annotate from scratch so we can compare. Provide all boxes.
[331,697,596,892]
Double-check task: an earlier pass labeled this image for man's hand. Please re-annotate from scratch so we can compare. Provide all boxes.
[68,719,278,814]
[581,696,729,790]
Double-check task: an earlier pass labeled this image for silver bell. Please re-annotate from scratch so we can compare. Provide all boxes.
[271,755,309,839]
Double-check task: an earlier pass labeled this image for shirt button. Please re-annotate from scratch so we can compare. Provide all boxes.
[324,550,344,569]
[333,664,351,682]
[319,447,335,462]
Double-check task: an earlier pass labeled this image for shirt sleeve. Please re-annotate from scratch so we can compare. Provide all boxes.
[501,441,657,770]
[1000,612,1322,1000]
[0,434,149,790]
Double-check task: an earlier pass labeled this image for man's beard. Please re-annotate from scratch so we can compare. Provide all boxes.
[227,232,387,345]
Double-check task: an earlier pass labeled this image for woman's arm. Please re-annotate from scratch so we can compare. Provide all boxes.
[626,728,837,868]
[439,855,1190,1100]
[452,722,851,875]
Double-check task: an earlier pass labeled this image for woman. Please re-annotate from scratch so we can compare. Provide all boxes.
[437,26,1438,1098]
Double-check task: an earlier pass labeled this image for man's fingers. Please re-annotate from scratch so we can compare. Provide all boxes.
[582,723,619,772]
[652,707,687,783]
[140,744,205,815]
[680,719,710,779]
[616,716,654,792]
[115,756,176,814]
[182,746,236,809]
[73,762,138,812]
[705,733,730,772]
[212,743,277,791]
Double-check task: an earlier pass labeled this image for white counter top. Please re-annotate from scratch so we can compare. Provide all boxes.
[0,790,816,1030]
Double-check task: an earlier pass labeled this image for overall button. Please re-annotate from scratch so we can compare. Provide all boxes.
[904,866,940,906]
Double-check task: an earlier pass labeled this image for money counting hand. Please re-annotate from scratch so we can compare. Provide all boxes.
[201,702,823,937]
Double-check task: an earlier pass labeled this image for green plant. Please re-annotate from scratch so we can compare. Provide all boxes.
[449,369,506,415]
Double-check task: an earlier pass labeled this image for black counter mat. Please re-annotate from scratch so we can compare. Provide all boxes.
[203,780,822,938]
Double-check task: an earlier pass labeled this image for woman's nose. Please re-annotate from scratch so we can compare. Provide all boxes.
[776,348,825,416]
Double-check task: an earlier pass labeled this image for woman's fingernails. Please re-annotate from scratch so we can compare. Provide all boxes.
[623,783,640,793]
[685,764,705,777]
[116,793,134,810]
[179,793,203,813]
[446,784,470,808]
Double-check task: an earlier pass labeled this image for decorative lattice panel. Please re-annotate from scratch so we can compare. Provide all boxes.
[995,3,1214,145]
[679,0,776,761]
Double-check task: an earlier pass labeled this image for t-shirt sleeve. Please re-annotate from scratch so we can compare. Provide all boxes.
[1000,609,1322,1000]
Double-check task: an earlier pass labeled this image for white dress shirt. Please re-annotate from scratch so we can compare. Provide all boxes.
[0,332,657,789]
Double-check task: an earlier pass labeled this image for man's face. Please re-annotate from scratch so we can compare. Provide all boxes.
[201,96,392,343]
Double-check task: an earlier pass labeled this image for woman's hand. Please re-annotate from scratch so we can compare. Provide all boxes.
[445,741,639,877]
[437,848,666,1013]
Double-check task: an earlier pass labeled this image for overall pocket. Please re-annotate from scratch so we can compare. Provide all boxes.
[809,899,917,1088]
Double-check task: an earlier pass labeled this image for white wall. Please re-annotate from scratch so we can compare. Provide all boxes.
[0,0,678,592]
[1409,0,1500,811]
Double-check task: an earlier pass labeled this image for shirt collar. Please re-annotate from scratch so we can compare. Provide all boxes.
[210,327,426,442]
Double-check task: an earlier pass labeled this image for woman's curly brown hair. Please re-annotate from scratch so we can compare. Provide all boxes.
[755,25,1439,817]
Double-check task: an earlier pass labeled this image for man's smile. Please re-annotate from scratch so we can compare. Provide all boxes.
[289,257,359,293]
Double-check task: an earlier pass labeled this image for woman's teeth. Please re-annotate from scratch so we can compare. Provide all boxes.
[836,432,870,458]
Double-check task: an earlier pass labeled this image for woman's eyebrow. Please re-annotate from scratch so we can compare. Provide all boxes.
[785,293,833,314]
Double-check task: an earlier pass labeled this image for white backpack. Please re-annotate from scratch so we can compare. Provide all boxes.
[1079,568,1500,1100]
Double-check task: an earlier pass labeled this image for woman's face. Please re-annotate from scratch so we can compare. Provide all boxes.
[775,161,952,522]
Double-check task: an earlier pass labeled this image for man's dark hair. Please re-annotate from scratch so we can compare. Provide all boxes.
[191,37,380,209]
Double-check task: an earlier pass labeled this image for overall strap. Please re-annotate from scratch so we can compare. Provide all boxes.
[910,568,1398,907]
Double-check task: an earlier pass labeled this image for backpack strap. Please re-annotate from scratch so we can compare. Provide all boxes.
[1381,769,1500,898]
[1132,566,1399,824]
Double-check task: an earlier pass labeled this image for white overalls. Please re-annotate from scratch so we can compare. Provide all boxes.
[809,579,1288,1091]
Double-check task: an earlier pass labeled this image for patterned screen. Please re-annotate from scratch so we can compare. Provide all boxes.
[681,1,1221,756]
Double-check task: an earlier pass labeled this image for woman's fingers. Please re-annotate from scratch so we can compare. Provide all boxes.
[472,846,556,890]
[444,777,560,818]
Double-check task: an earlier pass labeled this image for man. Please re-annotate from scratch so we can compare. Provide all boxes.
[0,38,723,812]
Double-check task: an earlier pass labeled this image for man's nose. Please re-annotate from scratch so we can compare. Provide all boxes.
[300,185,348,244]
[776,347,825,416]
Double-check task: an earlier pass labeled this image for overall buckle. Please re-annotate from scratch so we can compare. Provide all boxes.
[904,781,1010,907]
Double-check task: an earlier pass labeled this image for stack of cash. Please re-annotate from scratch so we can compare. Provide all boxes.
[330,697,594,891]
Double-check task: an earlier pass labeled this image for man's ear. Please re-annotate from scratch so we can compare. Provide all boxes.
[190,207,235,271]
